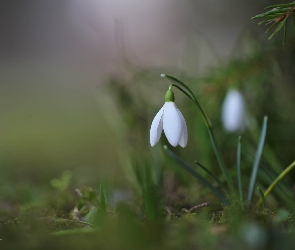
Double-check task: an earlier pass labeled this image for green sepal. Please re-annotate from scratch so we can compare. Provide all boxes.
[165,85,175,102]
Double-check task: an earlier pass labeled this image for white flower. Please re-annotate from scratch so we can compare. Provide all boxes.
[221,89,246,132]
[150,102,188,147]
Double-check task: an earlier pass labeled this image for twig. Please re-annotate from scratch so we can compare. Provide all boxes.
[275,7,295,23]
[164,206,173,215]
[188,202,210,212]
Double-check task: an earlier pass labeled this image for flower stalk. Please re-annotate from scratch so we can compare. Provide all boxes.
[255,161,295,208]
[161,74,234,191]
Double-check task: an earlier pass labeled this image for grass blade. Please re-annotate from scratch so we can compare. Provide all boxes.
[257,187,265,208]
[195,161,227,191]
[247,116,268,206]
[256,161,295,208]
[100,184,107,214]
[237,136,243,201]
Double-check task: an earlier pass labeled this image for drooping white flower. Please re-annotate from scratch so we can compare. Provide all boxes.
[150,86,188,147]
[221,89,246,132]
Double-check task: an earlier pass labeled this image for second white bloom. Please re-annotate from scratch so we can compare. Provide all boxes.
[221,89,246,132]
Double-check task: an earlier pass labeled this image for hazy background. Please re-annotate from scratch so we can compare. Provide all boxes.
[0,0,279,188]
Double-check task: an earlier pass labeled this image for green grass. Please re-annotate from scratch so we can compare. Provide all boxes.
[1,37,295,249]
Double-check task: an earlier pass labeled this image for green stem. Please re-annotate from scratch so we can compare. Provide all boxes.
[163,75,212,128]
[170,84,212,128]
[237,136,243,201]
[208,127,234,191]
[162,74,233,191]
[255,161,295,208]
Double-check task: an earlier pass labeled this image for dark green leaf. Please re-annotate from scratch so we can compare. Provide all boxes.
[100,184,107,213]
[247,116,268,206]
[195,161,226,191]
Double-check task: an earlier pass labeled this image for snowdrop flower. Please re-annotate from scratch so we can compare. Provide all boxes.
[150,86,188,147]
[221,89,246,132]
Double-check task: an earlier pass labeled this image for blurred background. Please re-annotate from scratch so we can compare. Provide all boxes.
[1,0,295,214]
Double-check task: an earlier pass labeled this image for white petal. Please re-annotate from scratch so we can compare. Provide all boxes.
[150,106,164,146]
[222,89,246,132]
[178,109,188,147]
[163,102,182,147]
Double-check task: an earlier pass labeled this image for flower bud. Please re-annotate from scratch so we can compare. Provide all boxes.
[221,89,246,132]
[165,85,175,102]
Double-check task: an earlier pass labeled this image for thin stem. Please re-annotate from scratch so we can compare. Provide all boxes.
[162,74,196,102]
[163,74,212,128]
[255,161,295,208]
[162,74,233,191]
[208,128,234,191]
[171,84,194,103]
[237,136,243,201]
[192,98,213,129]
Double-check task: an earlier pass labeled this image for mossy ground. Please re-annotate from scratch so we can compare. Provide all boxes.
[1,36,295,249]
